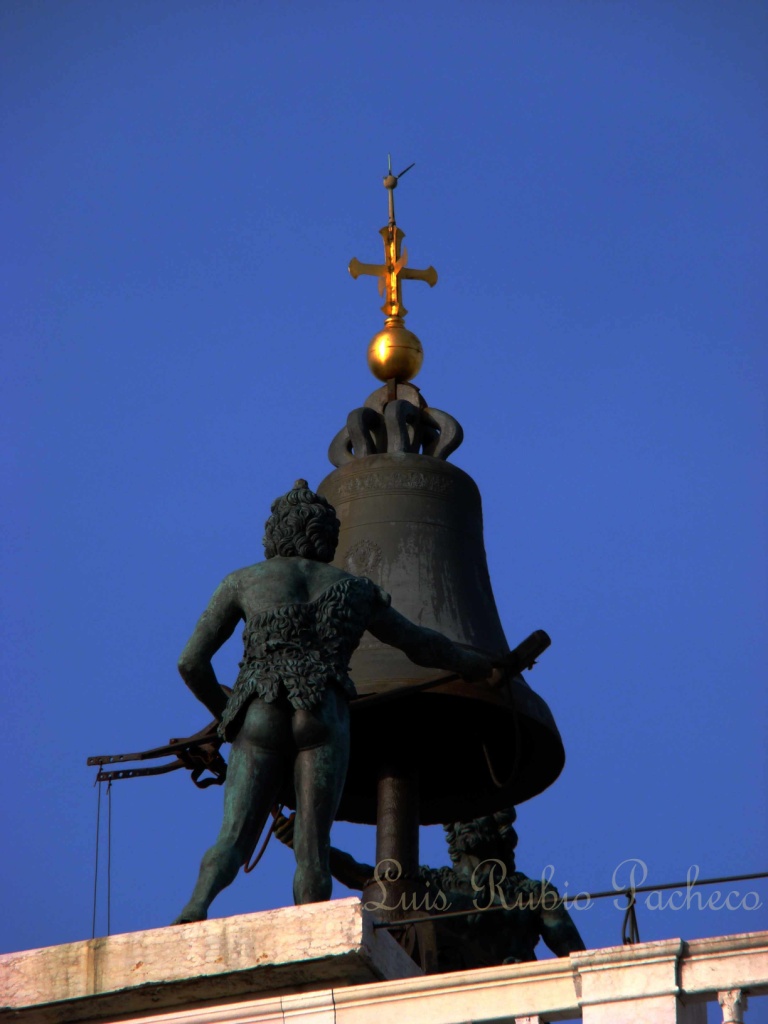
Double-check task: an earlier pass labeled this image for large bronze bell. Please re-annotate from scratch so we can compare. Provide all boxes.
[318,384,565,825]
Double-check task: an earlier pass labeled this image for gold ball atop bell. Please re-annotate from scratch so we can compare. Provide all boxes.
[367,324,424,383]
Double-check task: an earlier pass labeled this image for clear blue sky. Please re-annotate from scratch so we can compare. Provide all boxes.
[2,1,766,1012]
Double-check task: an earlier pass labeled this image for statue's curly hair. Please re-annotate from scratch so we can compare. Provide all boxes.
[444,807,518,867]
[263,479,340,563]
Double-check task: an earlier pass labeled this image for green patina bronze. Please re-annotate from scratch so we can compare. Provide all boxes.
[173,480,491,924]
[424,810,586,968]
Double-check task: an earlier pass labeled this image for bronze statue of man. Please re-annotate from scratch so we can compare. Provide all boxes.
[173,480,491,923]
[430,810,586,967]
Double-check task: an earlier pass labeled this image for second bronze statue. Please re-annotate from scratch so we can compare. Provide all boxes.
[173,480,492,924]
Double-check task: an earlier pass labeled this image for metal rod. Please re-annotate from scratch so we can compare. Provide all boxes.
[363,757,420,922]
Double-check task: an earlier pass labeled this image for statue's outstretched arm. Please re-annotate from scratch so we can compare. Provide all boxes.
[177,574,242,720]
[367,603,492,681]
[329,848,374,891]
[539,903,587,957]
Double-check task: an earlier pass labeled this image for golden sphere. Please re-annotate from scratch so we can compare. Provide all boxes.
[367,326,424,382]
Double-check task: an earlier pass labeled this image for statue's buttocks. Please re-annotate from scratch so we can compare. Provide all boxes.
[220,576,388,737]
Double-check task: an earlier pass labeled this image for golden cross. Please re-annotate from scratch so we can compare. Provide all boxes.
[349,161,438,322]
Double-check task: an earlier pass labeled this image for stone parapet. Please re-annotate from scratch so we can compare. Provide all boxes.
[1,906,766,1024]
[0,897,420,1023]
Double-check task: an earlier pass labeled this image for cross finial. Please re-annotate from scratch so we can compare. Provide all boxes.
[349,158,437,324]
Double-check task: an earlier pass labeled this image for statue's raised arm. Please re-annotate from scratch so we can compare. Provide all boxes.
[367,602,491,682]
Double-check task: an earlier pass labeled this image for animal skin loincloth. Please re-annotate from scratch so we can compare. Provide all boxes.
[218,576,388,740]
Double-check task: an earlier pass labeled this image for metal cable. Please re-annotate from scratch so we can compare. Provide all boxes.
[372,869,768,932]
[106,780,113,936]
[481,680,522,789]
[91,781,102,939]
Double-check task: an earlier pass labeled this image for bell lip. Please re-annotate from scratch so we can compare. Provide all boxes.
[277,679,565,826]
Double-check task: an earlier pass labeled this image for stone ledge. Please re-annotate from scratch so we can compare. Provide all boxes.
[3,920,767,1024]
[0,897,421,1024]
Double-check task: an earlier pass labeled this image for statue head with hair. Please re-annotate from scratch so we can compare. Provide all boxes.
[263,479,340,563]
[444,807,518,871]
